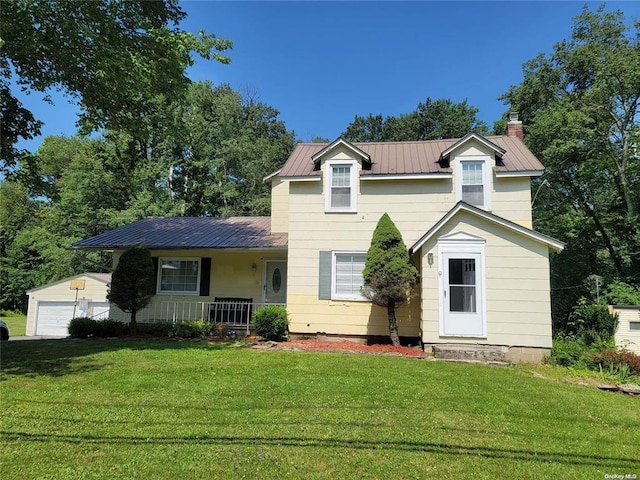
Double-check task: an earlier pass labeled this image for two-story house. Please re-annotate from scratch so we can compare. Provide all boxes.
[71,114,563,362]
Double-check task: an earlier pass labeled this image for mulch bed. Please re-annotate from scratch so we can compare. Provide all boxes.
[270,338,428,358]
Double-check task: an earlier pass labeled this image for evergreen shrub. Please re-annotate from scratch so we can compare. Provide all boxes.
[172,320,210,338]
[68,317,97,338]
[252,305,288,341]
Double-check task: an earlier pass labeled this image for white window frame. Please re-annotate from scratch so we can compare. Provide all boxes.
[325,160,357,213]
[331,251,367,301]
[455,156,491,210]
[157,257,201,295]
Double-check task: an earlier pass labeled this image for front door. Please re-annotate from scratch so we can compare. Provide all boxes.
[442,252,484,336]
[263,260,287,304]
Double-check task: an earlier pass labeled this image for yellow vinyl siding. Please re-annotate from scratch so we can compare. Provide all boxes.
[109,249,285,323]
[418,212,552,348]
[270,177,289,233]
[492,177,533,228]
[284,139,544,344]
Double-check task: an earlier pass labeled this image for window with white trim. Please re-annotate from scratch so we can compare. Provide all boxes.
[158,258,201,295]
[325,161,357,212]
[333,252,366,300]
[456,157,491,209]
[462,162,484,206]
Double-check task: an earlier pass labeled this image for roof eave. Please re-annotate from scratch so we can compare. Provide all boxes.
[311,137,371,164]
[439,132,506,160]
[495,170,543,178]
[410,201,565,254]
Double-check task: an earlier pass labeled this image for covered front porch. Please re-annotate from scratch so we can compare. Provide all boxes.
[108,249,287,334]
[73,216,289,334]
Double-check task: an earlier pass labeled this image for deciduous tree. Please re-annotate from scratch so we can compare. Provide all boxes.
[342,98,487,142]
[0,0,232,171]
[500,5,640,329]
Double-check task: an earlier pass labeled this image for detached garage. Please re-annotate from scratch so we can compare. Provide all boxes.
[26,273,111,336]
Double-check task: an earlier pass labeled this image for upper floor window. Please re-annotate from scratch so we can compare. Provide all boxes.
[456,158,490,210]
[325,161,357,212]
[462,162,484,206]
[158,258,201,295]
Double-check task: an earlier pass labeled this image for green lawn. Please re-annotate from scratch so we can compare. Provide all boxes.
[0,314,26,337]
[1,340,639,479]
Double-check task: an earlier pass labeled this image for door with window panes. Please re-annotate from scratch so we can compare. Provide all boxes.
[442,252,484,336]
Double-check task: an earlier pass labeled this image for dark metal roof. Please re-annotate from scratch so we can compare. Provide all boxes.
[73,217,288,250]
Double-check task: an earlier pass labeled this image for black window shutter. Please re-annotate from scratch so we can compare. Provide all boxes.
[318,251,332,300]
[200,258,212,296]
[151,257,158,294]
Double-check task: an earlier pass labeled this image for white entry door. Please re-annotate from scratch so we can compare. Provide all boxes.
[441,252,485,337]
[263,260,287,304]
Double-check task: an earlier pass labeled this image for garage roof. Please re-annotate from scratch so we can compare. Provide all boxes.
[26,273,112,294]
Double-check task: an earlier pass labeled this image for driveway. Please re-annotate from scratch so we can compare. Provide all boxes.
[8,335,69,341]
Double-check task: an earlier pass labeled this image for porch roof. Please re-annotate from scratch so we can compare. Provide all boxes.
[73,216,288,250]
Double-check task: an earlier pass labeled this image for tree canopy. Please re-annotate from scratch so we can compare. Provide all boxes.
[342,98,488,142]
[0,0,232,171]
[0,81,295,312]
[500,5,640,329]
[362,213,419,346]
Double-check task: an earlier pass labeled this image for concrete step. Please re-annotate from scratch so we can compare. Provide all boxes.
[431,344,508,363]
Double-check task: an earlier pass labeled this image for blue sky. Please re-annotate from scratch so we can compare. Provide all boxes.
[14,1,640,151]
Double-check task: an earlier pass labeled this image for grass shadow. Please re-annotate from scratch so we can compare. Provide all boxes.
[0,338,233,378]
[2,430,638,469]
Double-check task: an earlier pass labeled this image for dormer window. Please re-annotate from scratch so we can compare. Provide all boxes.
[325,160,357,212]
[456,157,491,210]
[462,161,484,206]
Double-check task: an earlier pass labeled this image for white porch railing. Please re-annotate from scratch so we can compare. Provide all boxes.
[111,301,285,335]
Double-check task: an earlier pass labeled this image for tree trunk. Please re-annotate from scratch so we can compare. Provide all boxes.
[387,301,400,346]
[130,309,137,335]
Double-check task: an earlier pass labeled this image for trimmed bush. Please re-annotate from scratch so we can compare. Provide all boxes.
[171,320,211,339]
[68,317,97,338]
[93,319,129,337]
[138,322,173,337]
[252,305,288,341]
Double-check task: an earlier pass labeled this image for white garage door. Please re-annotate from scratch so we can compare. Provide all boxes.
[36,302,75,336]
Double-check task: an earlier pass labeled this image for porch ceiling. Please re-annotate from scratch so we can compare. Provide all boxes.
[73,216,288,250]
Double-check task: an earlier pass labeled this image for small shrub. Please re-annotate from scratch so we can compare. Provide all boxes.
[592,348,640,377]
[172,320,210,339]
[568,298,618,338]
[68,317,97,338]
[252,305,288,341]
[138,322,173,337]
[93,319,128,337]
[547,334,590,367]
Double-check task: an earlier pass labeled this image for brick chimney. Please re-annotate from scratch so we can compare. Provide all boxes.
[506,112,523,140]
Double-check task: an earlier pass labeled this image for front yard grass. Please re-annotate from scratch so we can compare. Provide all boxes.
[0,313,26,337]
[1,339,639,479]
